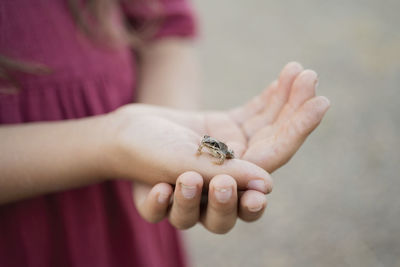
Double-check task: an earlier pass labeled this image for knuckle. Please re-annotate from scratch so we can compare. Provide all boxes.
[176,198,199,211]
[207,222,235,235]
[212,204,237,216]
[169,207,199,230]
[240,213,263,223]
[170,217,197,230]
[143,214,163,224]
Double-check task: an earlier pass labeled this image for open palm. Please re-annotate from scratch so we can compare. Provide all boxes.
[202,62,329,173]
[130,62,330,232]
[139,62,329,173]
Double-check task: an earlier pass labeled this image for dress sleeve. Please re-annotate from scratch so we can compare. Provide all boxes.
[121,0,198,40]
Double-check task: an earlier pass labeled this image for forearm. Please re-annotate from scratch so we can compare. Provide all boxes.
[0,115,114,204]
[136,38,200,108]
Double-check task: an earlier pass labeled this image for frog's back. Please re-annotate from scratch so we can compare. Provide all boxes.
[218,141,228,152]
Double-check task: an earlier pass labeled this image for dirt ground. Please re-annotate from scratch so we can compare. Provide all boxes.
[184,0,400,266]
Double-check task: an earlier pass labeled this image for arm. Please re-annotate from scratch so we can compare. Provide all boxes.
[0,39,199,205]
[0,104,271,205]
[0,115,114,204]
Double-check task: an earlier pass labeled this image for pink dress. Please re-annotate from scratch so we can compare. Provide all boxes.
[0,1,196,266]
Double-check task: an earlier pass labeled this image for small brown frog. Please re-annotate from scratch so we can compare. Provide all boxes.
[197,135,235,164]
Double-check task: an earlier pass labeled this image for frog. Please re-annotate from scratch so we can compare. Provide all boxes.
[197,135,235,165]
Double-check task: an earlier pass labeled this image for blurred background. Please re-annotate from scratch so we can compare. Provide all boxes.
[185,0,400,266]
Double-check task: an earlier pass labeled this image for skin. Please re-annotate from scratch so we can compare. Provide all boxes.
[133,39,270,232]
[0,40,329,234]
[131,39,330,233]
[132,38,272,233]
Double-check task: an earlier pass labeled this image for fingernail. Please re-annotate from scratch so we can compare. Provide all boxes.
[181,183,197,199]
[248,203,263,212]
[247,180,267,193]
[158,193,170,204]
[214,187,232,203]
[320,96,330,106]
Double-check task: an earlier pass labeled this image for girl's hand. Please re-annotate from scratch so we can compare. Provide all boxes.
[128,62,330,232]
[133,172,267,234]
[228,62,330,172]
[108,104,273,193]
[125,62,330,174]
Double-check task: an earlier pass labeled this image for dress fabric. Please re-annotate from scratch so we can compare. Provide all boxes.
[0,1,196,266]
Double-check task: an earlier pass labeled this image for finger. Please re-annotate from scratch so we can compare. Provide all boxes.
[243,96,330,172]
[187,154,274,194]
[238,190,267,222]
[133,182,173,223]
[201,175,238,234]
[276,69,318,122]
[286,95,331,139]
[237,81,278,137]
[242,62,304,137]
[272,61,304,117]
[169,171,203,229]
[228,80,278,125]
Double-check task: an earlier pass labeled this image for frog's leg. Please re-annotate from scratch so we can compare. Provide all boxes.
[197,143,204,155]
[207,149,221,163]
[215,151,226,165]
[207,148,218,158]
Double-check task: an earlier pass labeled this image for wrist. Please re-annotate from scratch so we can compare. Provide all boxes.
[95,104,141,181]
[79,112,126,182]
